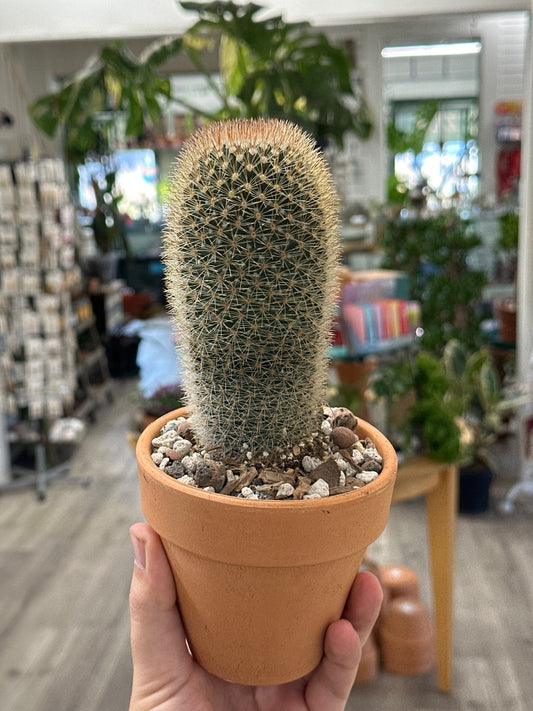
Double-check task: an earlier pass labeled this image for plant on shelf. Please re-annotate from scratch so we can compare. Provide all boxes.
[379,212,487,353]
[372,338,510,510]
[175,0,374,148]
[135,118,397,685]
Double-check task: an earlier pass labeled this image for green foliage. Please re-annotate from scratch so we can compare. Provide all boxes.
[498,211,519,251]
[163,118,340,459]
[372,350,463,463]
[379,213,487,352]
[386,99,439,155]
[178,1,373,148]
[29,38,182,163]
[442,339,504,464]
[372,339,504,464]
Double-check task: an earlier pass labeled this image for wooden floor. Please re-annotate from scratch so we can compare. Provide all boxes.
[1,378,532,711]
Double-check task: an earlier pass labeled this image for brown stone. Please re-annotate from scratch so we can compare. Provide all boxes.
[309,458,340,487]
[233,467,258,493]
[329,407,358,430]
[162,447,183,461]
[195,460,227,492]
[331,426,357,449]
[293,476,312,500]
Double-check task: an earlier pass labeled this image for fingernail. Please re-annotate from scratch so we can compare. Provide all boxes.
[130,532,146,571]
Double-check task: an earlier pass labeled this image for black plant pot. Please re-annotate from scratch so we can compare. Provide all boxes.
[459,462,493,514]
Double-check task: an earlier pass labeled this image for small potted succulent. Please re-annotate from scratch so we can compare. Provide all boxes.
[136,118,397,685]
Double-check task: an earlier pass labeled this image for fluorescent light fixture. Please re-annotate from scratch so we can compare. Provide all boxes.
[381,41,482,58]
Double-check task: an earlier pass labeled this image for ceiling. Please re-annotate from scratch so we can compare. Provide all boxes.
[0,0,530,43]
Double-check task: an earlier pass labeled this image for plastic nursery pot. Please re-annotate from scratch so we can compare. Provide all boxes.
[136,407,398,685]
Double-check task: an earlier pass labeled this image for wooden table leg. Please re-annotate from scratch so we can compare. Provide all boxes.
[425,464,457,692]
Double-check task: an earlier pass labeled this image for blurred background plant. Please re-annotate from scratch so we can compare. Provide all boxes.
[176,0,374,148]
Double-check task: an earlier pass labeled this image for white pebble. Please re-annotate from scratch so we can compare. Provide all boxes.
[181,452,203,474]
[159,457,170,470]
[321,419,332,436]
[152,431,179,447]
[339,472,346,486]
[363,447,382,463]
[226,470,237,482]
[203,486,216,493]
[151,451,164,465]
[333,452,349,472]
[241,487,258,499]
[305,479,330,498]
[172,439,192,459]
[276,483,295,499]
[302,455,321,473]
[351,448,365,466]
[161,419,181,433]
[356,470,379,484]
[176,474,196,486]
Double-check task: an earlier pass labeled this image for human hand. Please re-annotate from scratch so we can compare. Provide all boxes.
[129,522,383,711]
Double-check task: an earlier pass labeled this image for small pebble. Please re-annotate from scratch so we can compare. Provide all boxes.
[276,482,295,499]
[305,479,330,499]
[321,419,332,437]
[331,426,356,449]
[151,451,164,465]
[152,431,180,448]
[302,455,321,473]
[356,470,380,484]
[241,487,258,499]
[165,461,186,479]
[161,419,181,433]
[328,407,357,430]
[363,447,382,464]
[176,474,196,486]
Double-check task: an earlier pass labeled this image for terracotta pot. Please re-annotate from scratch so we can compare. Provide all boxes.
[379,564,420,601]
[379,597,436,676]
[136,407,397,685]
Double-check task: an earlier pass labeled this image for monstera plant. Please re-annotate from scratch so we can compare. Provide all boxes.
[175,0,374,148]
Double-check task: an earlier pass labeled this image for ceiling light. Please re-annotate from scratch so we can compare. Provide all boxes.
[381,42,482,58]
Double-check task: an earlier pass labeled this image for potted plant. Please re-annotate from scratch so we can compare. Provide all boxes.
[379,213,487,353]
[136,118,397,685]
[442,339,506,513]
[175,0,374,148]
[372,339,509,513]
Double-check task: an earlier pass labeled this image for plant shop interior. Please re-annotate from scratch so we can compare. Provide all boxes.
[1,0,532,709]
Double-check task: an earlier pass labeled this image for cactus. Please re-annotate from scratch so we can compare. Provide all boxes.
[163,118,340,461]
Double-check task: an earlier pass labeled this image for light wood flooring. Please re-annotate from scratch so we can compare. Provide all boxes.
[1,378,532,711]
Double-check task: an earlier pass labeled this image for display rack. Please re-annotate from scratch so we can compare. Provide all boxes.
[0,158,111,498]
[333,270,421,360]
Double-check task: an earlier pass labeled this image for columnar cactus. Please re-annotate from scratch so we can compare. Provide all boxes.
[163,118,340,461]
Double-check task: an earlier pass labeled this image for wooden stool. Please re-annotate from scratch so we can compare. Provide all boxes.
[392,456,458,692]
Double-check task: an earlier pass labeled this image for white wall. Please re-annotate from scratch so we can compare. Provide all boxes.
[0,11,529,202]
[0,0,529,42]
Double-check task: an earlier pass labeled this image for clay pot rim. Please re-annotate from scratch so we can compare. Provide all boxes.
[137,406,398,511]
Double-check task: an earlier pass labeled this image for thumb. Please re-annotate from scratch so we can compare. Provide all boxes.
[129,523,193,698]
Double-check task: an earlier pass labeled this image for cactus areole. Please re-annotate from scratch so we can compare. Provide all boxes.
[163,118,340,462]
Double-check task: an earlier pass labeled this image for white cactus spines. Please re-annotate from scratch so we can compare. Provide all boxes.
[163,118,340,460]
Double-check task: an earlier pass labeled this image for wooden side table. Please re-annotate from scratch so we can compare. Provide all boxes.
[392,456,458,692]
